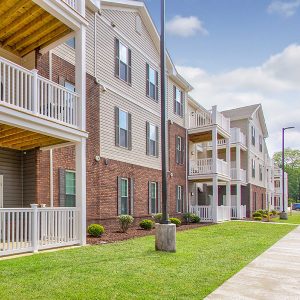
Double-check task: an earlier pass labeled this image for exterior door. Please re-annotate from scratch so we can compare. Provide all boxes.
[0,175,3,208]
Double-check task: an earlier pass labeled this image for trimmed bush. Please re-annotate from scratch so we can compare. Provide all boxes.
[183,213,193,224]
[152,213,162,223]
[262,214,268,218]
[252,211,262,218]
[170,217,181,227]
[87,224,105,237]
[190,214,201,223]
[271,210,277,216]
[253,216,262,221]
[139,219,154,230]
[118,215,134,233]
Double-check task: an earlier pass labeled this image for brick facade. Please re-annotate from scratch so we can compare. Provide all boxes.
[250,184,267,213]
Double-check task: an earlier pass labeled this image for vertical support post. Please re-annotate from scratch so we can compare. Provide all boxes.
[75,26,86,130]
[212,127,218,174]
[236,183,242,219]
[32,69,38,114]
[226,137,230,177]
[212,105,217,124]
[226,181,231,207]
[30,204,38,253]
[76,139,86,245]
[212,175,218,222]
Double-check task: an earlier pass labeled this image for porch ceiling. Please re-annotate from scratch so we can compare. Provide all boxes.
[0,0,72,57]
[189,132,224,143]
[0,124,66,150]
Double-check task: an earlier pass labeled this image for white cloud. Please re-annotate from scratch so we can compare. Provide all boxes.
[267,0,300,17]
[166,15,208,38]
[177,44,300,156]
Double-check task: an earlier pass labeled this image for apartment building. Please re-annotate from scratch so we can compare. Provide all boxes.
[273,166,288,211]
[0,0,93,255]
[33,0,193,228]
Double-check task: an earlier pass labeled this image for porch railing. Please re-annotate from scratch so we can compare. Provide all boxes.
[231,205,247,219]
[0,56,79,128]
[231,168,247,182]
[188,111,212,129]
[0,206,80,256]
[217,205,231,222]
[230,128,247,146]
[190,205,213,222]
[189,158,230,177]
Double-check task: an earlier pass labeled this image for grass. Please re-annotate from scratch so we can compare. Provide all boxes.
[0,222,296,300]
[272,211,300,224]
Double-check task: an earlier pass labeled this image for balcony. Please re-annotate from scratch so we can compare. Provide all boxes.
[275,187,281,194]
[231,168,247,182]
[189,158,230,178]
[188,106,230,140]
[230,128,247,147]
[0,56,80,129]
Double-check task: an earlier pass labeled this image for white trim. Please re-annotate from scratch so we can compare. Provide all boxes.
[0,175,3,208]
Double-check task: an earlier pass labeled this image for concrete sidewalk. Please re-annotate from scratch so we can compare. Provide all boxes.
[206,226,300,300]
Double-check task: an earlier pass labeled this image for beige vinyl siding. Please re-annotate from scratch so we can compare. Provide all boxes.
[97,11,161,115]
[101,8,159,63]
[100,90,161,170]
[167,78,186,128]
[22,150,36,207]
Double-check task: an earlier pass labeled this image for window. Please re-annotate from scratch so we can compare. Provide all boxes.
[251,126,256,146]
[146,64,158,101]
[64,81,75,92]
[275,180,280,188]
[176,185,184,213]
[176,136,185,165]
[259,135,263,152]
[115,107,132,150]
[174,86,183,117]
[65,37,75,49]
[252,159,255,178]
[149,182,160,214]
[65,171,76,207]
[120,178,129,215]
[146,122,159,157]
[259,164,263,181]
[115,38,132,84]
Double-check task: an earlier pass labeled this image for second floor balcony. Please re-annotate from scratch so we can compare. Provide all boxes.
[231,168,247,183]
[0,56,81,130]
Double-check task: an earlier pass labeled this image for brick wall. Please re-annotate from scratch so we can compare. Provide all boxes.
[250,184,267,213]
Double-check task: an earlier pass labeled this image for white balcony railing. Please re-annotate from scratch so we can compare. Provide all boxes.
[189,158,230,177]
[217,205,231,222]
[231,168,247,182]
[0,56,79,128]
[230,128,247,146]
[215,111,230,133]
[62,0,78,10]
[231,205,247,219]
[190,205,213,222]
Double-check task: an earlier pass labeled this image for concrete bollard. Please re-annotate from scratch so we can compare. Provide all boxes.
[155,223,176,252]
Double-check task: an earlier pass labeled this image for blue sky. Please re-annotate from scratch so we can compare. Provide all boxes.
[144,0,300,155]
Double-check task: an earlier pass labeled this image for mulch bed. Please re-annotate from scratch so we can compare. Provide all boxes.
[87,223,212,245]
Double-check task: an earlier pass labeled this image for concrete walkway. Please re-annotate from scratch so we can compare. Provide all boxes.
[206,226,300,300]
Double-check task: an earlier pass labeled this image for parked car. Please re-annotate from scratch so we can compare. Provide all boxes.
[292,203,300,211]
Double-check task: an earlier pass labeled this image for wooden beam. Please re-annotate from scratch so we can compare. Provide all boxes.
[0,0,32,31]
[20,138,64,150]
[1,134,53,147]
[0,131,38,143]
[1,6,43,44]
[20,26,70,57]
[14,18,61,51]
[39,28,73,51]
[0,127,25,138]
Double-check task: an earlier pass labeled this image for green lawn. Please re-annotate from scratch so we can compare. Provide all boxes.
[272,211,300,224]
[0,222,296,300]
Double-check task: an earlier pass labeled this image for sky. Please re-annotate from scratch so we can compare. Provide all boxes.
[143,0,300,156]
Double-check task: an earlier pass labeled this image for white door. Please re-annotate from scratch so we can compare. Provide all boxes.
[0,175,3,208]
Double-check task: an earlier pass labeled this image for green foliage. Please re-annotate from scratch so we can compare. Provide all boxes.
[190,214,201,223]
[262,214,268,218]
[169,217,182,227]
[87,224,105,237]
[253,211,262,218]
[118,215,134,233]
[183,213,200,224]
[152,213,162,223]
[254,216,262,221]
[271,210,277,216]
[139,219,154,230]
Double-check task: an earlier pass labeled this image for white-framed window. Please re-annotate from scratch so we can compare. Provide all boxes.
[259,135,263,152]
[174,86,183,117]
[65,170,76,207]
[146,64,158,101]
[149,182,158,214]
[176,185,184,213]
[251,126,256,146]
[146,123,158,157]
[259,164,263,181]
[176,135,184,165]
[120,178,129,215]
[252,159,255,178]
[115,39,132,84]
[119,109,128,148]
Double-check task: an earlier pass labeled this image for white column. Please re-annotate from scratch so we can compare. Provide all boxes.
[212,175,218,222]
[236,183,242,219]
[76,139,86,245]
[236,143,241,180]
[279,176,283,211]
[30,204,39,253]
[226,181,231,206]
[75,26,86,131]
[212,127,218,174]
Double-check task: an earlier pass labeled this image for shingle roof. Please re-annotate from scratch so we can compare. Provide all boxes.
[221,104,260,120]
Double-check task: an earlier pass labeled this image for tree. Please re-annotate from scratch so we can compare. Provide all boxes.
[273,148,300,201]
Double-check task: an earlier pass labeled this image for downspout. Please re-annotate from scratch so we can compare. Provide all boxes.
[49,50,54,207]
[185,128,189,213]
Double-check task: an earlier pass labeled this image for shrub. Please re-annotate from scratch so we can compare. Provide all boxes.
[183,212,193,223]
[252,211,262,218]
[139,219,154,230]
[257,209,264,215]
[262,214,268,218]
[87,224,105,237]
[169,217,181,227]
[253,216,262,221]
[271,210,277,216]
[152,213,162,223]
[190,214,201,223]
[118,215,134,233]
